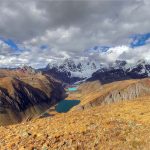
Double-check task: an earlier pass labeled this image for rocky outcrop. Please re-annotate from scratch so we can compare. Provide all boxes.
[92,81,150,107]
[0,69,65,125]
[88,68,129,84]
[41,67,82,84]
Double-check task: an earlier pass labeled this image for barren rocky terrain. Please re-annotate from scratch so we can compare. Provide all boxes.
[1,78,150,149]
[1,97,150,149]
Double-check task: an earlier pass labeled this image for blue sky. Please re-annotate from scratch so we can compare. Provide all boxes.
[130,33,150,48]
[0,37,49,54]
[0,38,21,53]
[40,45,48,50]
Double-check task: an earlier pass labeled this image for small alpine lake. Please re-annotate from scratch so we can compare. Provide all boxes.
[67,87,78,91]
[55,100,80,113]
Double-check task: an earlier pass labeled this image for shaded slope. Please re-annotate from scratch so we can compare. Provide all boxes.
[0,69,65,125]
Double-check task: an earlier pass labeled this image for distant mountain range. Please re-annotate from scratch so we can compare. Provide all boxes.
[89,59,150,84]
[41,58,105,84]
[41,58,150,84]
[1,57,150,85]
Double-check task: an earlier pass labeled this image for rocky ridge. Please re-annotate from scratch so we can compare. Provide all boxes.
[0,68,65,125]
[67,79,150,111]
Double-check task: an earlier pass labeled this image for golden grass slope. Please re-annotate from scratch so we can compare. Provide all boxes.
[67,78,150,111]
[1,98,150,149]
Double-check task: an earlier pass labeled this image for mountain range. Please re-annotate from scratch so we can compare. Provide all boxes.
[1,57,150,125]
[42,58,150,84]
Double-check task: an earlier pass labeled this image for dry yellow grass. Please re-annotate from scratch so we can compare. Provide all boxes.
[0,98,150,149]
[67,79,150,110]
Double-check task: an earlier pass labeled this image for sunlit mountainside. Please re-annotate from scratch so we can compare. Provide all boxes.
[1,79,150,149]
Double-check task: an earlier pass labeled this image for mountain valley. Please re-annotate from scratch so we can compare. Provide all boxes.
[1,78,150,149]
[1,63,150,149]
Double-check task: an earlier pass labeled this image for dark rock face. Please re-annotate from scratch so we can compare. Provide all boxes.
[88,62,150,84]
[0,70,66,125]
[126,64,148,78]
[88,68,129,84]
[42,68,82,84]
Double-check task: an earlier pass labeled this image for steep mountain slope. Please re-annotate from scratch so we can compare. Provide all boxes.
[88,68,129,84]
[126,60,150,78]
[0,68,65,125]
[66,78,150,111]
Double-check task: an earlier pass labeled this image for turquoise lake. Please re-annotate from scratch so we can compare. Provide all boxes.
[55,100,80,113]
[68,87,77,91]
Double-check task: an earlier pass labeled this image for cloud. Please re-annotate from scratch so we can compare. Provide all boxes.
[0,0,150,67]
[102,44,150,64]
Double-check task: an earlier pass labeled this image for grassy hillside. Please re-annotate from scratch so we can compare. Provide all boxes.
[1,98,150,149]
[67,79,150,110]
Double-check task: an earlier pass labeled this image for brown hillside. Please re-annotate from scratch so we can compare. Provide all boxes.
[67,79,150,111]
[0,69,65,126]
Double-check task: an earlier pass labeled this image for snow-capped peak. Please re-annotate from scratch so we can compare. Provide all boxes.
[46,58,104,78]
[44,58,150,84]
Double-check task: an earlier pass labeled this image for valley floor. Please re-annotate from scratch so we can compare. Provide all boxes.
[1,97,150,149]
